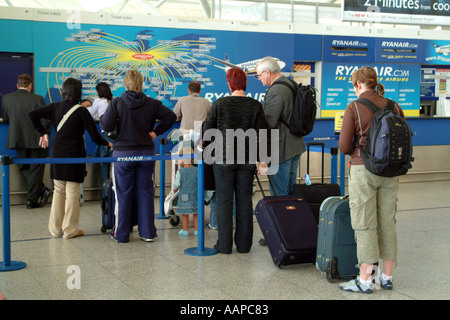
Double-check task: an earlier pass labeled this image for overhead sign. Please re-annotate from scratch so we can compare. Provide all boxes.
[342,0,450,26]
[323,35,375,62]
[375,38,423,63]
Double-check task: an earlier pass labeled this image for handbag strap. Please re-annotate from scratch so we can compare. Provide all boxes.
[57,104,82,131]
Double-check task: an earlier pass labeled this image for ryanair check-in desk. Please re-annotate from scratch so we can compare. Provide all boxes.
[1,118,449,205]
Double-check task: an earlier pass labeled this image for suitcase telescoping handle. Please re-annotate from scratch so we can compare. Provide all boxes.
[255,173,277,197]
[306,142,325,184]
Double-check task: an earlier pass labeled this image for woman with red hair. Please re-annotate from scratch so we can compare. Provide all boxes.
[202,68,269,254]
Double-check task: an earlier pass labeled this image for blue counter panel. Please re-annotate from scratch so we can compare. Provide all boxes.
[0,121,180,158]
[309,118,450,147]
[0,118,448,159]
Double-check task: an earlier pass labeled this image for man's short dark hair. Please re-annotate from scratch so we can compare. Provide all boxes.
[17,74,32,88]
[188,81,201,93]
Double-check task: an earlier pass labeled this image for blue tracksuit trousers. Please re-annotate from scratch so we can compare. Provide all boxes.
[112,150,156,242]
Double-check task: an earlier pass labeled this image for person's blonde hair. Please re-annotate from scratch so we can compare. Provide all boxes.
[351,66,385,96]
[124,70,143,92]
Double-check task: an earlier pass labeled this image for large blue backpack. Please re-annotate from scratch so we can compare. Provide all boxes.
[357,98,414,177]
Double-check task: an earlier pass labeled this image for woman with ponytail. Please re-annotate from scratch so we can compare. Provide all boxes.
[338,66,406,294]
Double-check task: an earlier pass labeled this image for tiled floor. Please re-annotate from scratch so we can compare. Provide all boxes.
[0,180,449,300]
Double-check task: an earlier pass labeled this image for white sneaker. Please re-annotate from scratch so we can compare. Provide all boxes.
[139,235,154,242]
[339,276,373,294]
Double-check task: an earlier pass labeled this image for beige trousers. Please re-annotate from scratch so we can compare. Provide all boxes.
[48,179,81,238]
[348,165,399,266]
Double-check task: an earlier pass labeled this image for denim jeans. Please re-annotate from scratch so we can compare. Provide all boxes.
[212,163,256,253]
[208,192,236,229]
[269,154,300,196]
[208,192,218,228]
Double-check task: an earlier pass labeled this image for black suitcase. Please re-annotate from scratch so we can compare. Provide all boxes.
[294,142,341,224]
[100,178,138,233]
[101,178,115,233]
[316,196,358,282]
[255,175,318,267]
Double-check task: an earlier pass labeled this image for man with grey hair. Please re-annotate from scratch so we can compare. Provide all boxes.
[256,57,306,196]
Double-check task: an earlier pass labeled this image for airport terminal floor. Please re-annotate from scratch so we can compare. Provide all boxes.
[0,179,449,301]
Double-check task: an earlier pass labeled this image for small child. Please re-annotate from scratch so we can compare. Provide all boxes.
[173,147,198,236]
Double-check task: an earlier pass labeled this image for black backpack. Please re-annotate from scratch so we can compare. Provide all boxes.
[357,98,414,177]
[270,79,317,137]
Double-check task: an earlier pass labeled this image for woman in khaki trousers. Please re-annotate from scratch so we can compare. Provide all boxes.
[29,78,111,239]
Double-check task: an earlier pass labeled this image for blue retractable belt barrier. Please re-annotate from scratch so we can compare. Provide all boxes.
[1,142,216,271]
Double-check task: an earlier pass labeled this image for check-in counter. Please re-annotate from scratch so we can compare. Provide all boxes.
[0,117,449,205]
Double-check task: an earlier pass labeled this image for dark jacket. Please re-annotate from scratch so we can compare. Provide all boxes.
[2,89,49,149]
[202,95,269,164]
[28,100,109,183]
[100,91,176,151]
[263,76,306,163]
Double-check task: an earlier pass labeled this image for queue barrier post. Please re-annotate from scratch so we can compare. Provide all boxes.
[0,151,216,271]
[0,156,26,272]
[184,159,217,257]
[156,138,169,220]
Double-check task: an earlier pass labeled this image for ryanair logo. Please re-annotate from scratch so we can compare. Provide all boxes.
[332,40,367,47]
[381,41,418,49]
[117,156,144,162]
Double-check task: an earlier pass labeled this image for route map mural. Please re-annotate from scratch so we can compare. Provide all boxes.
[36,25,217,105]
[32,21,294,108]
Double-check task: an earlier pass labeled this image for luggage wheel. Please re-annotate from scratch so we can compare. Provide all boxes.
[326,272,334,283]
[326,257,340,282]
[168,211,180,226]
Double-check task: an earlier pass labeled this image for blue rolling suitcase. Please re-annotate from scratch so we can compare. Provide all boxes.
[255,175,318,267]
[315,196,358,282]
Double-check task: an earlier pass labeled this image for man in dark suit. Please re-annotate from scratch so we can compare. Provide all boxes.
[2,74,52,209]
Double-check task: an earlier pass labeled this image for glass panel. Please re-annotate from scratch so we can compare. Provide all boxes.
[215,1,264,21]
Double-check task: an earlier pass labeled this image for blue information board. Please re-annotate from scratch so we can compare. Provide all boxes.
[321,62,421,117]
